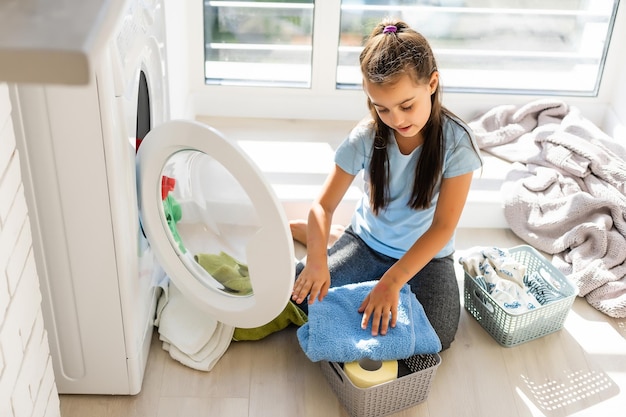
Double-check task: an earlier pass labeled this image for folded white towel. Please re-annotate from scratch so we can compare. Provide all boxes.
[160,322,234,371]
[156,278,234,371]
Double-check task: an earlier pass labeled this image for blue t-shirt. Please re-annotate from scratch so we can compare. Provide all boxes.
[335,113,483,259]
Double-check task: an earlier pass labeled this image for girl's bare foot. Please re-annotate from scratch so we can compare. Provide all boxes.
[289,219,308,245]
[289,220,345,248]
[328,224,346,247]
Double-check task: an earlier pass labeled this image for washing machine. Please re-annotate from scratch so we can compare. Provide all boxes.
[13,0,294,395]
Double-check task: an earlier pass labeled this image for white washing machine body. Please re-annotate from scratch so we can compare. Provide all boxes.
[14,0,170,395]
[14,0,294,395]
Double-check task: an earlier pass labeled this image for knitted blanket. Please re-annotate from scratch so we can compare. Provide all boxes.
[469,99,626,318]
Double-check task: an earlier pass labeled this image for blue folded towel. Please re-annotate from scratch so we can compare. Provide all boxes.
[296,281,441,362]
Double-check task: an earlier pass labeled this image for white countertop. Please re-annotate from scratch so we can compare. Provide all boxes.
[0,0,127,85]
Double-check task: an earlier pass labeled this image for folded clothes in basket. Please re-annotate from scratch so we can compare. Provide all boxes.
[459,246,566,312]
[524,270,566,305]
[297,281,441,363]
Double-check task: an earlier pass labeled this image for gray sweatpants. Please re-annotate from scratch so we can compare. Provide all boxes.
[295,226,461,350]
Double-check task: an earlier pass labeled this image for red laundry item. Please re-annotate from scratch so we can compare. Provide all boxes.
[161,176,176,200]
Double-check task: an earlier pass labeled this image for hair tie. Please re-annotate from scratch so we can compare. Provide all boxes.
[382,25,397,34]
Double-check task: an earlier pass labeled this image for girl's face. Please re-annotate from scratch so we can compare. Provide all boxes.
[364,72,438,144]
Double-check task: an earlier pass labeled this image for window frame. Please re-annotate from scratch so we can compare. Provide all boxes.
[167,0,625,124]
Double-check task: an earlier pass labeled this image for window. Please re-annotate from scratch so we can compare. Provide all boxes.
[203,0,619,96]
[204,1,315,87]
[187,0,623,120]
[337,1,620,96]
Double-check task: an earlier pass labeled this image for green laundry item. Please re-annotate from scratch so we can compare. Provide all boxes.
[232,301,308,341]
[163,194,185,253]
[194,251,306,340]
[194,252,252,295]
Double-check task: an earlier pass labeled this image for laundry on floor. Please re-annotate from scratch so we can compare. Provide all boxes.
[297,280,442,363]
[154,277,235,372]
[233,300,307,341]
[458,246,567,313]
[154,252,308,371]
[469,99,626,318]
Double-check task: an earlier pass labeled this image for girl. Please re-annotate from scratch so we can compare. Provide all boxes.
[291,19,482,350]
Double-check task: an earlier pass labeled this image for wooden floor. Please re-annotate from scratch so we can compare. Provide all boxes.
[59,228,626,417]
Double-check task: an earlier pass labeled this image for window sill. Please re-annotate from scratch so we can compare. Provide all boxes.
[197,116,510,228]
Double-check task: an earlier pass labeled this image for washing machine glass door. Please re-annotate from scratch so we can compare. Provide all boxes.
[137,120,295,328]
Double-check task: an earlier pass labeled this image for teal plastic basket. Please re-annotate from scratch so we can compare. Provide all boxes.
[463,245,578,347]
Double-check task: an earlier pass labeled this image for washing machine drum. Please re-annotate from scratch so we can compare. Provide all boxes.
[136,120,295,328]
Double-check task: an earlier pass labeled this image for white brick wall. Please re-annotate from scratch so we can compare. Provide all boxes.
[0,83,60,417]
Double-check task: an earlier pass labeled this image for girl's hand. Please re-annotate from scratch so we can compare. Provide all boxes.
[291,263,330,305]
[358,280,399,336]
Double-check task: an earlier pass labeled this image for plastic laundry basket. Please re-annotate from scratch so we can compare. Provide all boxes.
[464,245,578,347]
[320,354,441,417]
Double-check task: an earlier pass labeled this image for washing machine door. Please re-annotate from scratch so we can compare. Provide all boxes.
[137,120,295,328]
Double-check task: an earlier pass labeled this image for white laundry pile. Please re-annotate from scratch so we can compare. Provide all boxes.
[154,276,234,371]
[469,99,626,318]
[459,247,565,313]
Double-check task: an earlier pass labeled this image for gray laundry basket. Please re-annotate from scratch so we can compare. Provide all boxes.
[320,354,441,417]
